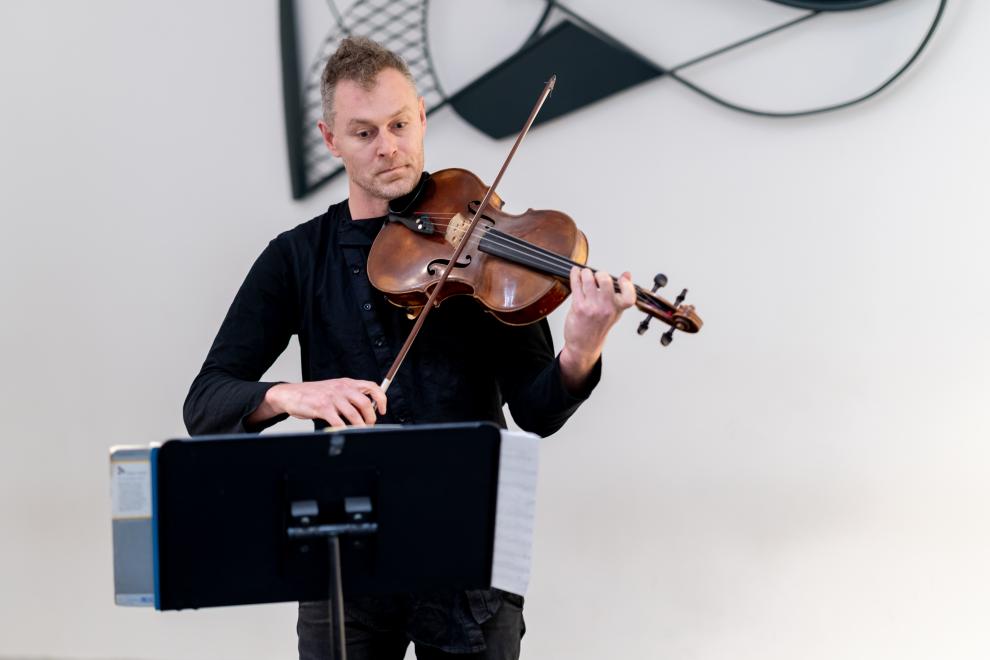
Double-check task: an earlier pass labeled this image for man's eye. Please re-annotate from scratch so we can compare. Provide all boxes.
[357,131,370,138]
[394,122,407,130]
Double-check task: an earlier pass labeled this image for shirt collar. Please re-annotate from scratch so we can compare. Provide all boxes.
[337,203,387,247]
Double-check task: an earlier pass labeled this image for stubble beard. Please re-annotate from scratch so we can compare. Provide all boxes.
[365,168,416,201]
[355,145,424,203]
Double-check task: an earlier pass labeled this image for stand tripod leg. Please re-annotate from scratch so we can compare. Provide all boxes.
[327,536,347,660]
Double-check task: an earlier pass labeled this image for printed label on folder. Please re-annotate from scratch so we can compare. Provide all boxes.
[111,460,151,519]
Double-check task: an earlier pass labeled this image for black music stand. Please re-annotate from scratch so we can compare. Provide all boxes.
[154,422,504,659]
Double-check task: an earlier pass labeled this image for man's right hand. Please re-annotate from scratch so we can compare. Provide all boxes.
[247,379,387,428]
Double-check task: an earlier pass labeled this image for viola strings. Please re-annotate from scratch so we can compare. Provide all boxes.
[384,213,665,310]
[413,219,658,307]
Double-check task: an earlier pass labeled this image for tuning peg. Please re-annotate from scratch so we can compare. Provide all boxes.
[658,289,689,346]
[637,273,669,335]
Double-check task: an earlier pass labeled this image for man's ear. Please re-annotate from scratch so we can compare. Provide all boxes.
[318,120,341,158]
[418,96,427,134]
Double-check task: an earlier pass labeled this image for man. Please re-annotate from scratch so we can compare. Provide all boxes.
[184,36,635,659]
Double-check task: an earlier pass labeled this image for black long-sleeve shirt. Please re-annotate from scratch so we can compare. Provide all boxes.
[183,197,599,652]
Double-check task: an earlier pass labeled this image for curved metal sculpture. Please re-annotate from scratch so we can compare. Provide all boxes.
[280,0,945,199]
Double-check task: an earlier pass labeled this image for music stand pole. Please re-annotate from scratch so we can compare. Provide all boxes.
[288,517,378,659]
[327,536,346,660]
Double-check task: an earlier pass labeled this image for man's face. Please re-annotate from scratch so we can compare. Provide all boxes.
[319,68,426,208]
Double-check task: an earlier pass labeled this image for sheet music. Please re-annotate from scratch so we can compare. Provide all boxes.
[491,430,540,597]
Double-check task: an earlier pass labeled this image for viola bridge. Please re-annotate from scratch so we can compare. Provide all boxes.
[444,212,472,248]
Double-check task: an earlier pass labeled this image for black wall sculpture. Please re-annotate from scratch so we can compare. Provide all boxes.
[280,0,945,200]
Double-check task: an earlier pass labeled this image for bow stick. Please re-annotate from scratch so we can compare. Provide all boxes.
[377,75,557,397]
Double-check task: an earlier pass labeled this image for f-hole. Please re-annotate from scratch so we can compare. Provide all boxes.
[427,254,472,275]
[468,200,495,224]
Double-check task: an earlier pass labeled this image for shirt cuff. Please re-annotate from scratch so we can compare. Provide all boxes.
[240,381,289,433]
[555,352,602,402]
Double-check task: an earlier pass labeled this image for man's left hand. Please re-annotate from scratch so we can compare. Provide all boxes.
[559,267,636,392]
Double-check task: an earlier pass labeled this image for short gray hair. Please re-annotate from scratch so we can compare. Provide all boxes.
[320,36,416,126]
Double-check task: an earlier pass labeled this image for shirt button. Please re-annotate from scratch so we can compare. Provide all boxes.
[351,265,361,275]
[375,338,385,347]
[398,416,409,424]
[362,302,372,311]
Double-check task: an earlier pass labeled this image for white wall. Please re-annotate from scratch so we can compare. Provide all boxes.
[1,1,987,658]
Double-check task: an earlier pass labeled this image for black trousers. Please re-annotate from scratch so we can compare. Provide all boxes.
[297,596,525,659]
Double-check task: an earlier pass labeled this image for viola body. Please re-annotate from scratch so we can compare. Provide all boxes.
[368,168,589,325]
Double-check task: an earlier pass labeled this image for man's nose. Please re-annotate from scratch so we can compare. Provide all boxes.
[376,130,398,157]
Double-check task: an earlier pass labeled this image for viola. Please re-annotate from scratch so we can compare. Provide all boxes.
[368,168,702,341]
[364,76,701,396]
